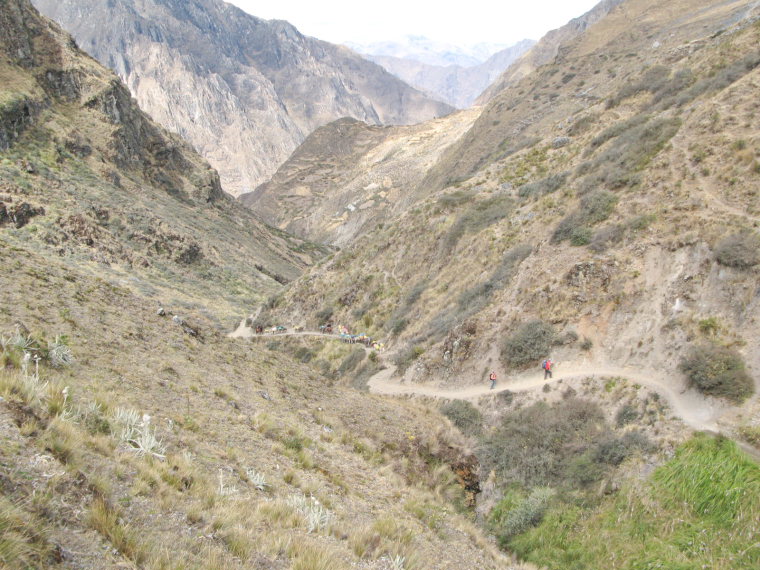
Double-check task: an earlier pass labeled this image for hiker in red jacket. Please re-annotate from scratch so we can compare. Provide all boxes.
[489,371,497,389]
[542,359,553,380]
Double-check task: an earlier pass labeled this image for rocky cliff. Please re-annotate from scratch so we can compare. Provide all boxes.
[32,0,454,196]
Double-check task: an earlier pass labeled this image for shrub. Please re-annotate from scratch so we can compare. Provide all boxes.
[336,348,366,376]
[441,400,483,437]
[569,226,592,246]
[680,343,754,403]
[714,232,760,268]
[501,320,556,368]
[479,397,605,486]
[442,193,514,252]
[315,306,334,323]
[518,172,568,199]
[589,224,624,252]
[394,345,424,373]
[553,190,618,243]
[615,402,639,426]
[594,431,653,466]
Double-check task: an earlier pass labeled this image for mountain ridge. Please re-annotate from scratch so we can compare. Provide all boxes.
[32,0,454,196]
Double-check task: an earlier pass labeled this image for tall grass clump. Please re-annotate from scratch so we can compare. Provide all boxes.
[509,434,760,569]
[440,400,483,437]
[0,496,53,568]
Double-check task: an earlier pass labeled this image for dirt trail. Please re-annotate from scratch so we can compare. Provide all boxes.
[368,362,727,432]
[227,324,759,459]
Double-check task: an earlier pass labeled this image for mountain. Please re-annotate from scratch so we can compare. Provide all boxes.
[31,0,454,197]
[254,1,760,563]
[0,0,327,318]
[240,110,480,245]
[346,36,517,67]
[0,2,521,569]
[366,40,536,108]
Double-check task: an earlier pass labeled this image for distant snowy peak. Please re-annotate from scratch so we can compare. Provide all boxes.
[344,36,520,67]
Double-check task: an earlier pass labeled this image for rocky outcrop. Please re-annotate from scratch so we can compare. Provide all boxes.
[33,0,454,196]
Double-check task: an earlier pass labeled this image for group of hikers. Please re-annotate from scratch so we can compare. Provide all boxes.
[253,321,385,351]
[488,358,553,389]
[254,325,287,334]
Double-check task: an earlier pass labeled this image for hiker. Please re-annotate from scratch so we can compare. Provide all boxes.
[489,370,497,390]
[542,358,553,380]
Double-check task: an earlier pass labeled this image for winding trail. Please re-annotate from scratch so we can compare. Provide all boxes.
[368,363,725,432]
[228,324,760,459]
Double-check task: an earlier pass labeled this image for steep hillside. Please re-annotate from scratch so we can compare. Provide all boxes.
[32,0,454,196]
[243,4,760,564]
[240,110,479,245]
[476,0,627,104]
[0,0,326,319]
[261,0,760,448]
[367,40,535,109]
[0,2,519,569]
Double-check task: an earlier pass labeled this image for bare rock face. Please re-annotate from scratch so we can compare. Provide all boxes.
[32,0,454,196]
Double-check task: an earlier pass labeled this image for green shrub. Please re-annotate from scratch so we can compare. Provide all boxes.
[593,431,653,466]
[569,226,592,246]
[393,345,424,373]
[337,347,366,376]
[679,343,754,403]
[501,320,556,368]
[491,488,555,545]
[714,232,760,268]
[441,400,483,437]
[553,190,618,243]
[442,194,514,252]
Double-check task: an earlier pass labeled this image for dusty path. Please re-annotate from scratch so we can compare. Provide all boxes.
[228,323,759,458]
[368,363,726,431]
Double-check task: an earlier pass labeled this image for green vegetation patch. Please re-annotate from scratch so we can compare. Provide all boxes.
[552,190,618,244]
[479,397,604,487]
[441,193,514,253]
[510,435,760,569]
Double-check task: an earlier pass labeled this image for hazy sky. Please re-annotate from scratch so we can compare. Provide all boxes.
[226,0,603,47]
